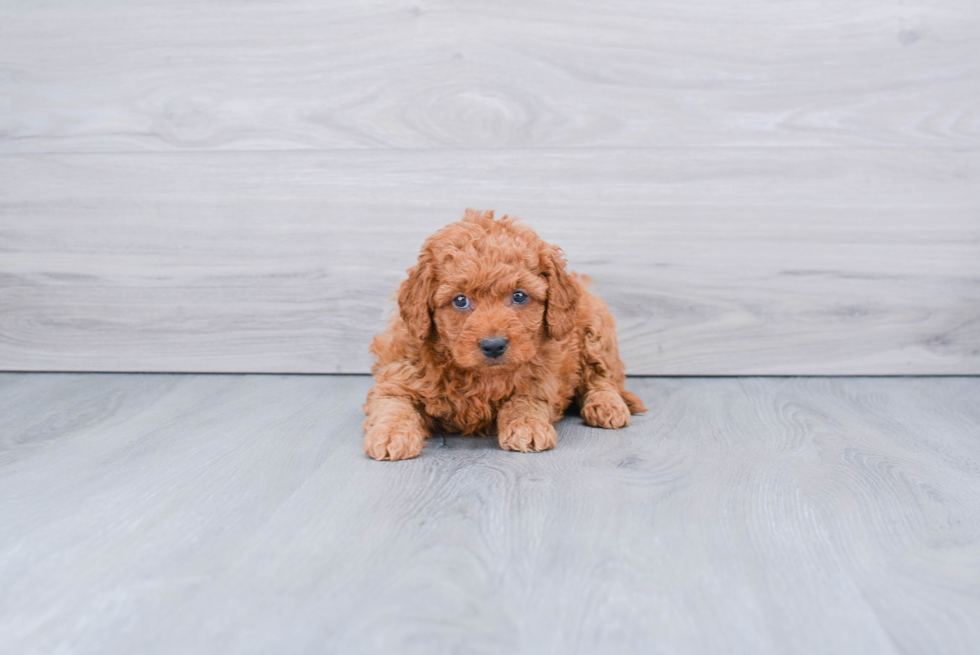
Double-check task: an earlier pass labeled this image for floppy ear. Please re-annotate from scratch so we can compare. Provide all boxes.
[398,254,435,342]
[543,245,579,340]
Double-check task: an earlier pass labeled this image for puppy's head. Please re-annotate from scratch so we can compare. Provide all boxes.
[399,209,579,369]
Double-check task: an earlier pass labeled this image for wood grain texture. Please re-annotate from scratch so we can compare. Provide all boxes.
[1,0,978,374]
[0,373,978,654]
[2,149,978,374]
[0,0,978,152]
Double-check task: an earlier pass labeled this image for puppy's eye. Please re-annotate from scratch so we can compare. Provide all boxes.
[452,295,470,310]
[512,291,529,305]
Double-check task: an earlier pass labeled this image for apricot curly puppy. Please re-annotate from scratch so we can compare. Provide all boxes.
[363,209,646,460]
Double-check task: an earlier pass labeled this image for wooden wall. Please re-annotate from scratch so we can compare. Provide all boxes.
[1,0,978,374]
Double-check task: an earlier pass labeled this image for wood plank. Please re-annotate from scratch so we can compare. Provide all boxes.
[1,149,978,374]
[0,0,978,152]
[1,374,978,653]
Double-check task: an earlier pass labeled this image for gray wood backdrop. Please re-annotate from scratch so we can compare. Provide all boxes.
[1,0,978,374]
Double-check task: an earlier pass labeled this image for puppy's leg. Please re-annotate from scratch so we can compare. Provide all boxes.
[497,396,557,453]
[363,387,429,461]
[580,385,632,429]
[577,295,648,429]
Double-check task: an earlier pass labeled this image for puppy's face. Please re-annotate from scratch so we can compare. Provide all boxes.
[431,261,549,369]
[398,211,579,371]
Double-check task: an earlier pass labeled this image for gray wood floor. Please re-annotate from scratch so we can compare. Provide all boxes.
[1,373,978,654]
[2,0,978,375]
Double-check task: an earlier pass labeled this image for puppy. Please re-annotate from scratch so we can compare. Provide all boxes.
[363,209,645,460]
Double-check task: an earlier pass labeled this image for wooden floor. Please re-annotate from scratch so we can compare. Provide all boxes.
[1,373,978,654]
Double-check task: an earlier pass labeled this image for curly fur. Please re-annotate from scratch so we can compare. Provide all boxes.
[363,209,646,460]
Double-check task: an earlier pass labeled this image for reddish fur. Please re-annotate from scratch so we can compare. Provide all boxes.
[363,209,647,460]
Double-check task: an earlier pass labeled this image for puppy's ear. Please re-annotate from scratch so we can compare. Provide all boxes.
[398,253,435,342]
[543,245,579,340]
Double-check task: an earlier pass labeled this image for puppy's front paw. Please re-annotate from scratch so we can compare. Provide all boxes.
[499,417,557,453]
[364,422,426,461]
[581,390,631,429]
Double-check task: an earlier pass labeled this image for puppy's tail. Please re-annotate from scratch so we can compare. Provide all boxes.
[621,389,647,414]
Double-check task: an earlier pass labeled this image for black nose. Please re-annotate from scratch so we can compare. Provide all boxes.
[479,337,509,359]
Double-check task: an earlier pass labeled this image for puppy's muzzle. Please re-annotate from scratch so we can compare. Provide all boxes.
[479,337,508,359]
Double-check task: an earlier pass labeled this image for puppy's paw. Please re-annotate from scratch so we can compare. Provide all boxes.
[499,417,557,453]
[581,390,631,429]
[364,422,426,461]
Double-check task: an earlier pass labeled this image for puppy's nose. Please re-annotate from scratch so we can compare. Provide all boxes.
[479,337,509,359]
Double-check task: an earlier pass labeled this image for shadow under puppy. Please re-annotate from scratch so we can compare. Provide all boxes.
[363,209,646,460]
